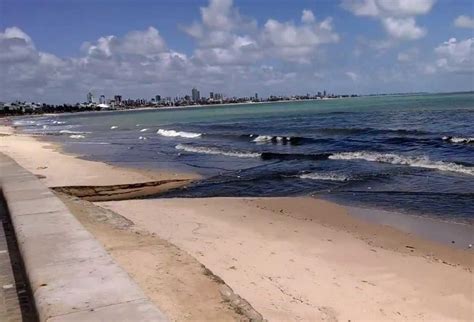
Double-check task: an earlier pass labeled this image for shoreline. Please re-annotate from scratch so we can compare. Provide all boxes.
[1,123,473,320]
[4,120,472,249]
[1,121,472,249]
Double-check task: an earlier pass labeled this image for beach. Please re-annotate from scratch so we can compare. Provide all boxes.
[1,122,472,321]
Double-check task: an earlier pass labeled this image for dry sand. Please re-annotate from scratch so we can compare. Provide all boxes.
[100,198,473,321]
[1,123,473,321]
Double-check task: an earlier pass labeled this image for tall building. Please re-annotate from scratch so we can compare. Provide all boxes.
[192,87,200,102]
[99,95,106,104]
[255,93,258,100]
[209,92,214,99]
[323,90,327,97]
[114,95,122,105]
[155,95,161,103]
[87,92,94,104]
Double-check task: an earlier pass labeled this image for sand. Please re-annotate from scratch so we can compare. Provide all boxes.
[1,123,473,321]
[100,198,473,321]
[0,125,199,187]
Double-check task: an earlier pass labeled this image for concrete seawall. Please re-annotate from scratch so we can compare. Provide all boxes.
[0,153,168,321]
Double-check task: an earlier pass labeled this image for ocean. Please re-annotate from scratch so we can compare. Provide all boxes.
[13,92,474,225]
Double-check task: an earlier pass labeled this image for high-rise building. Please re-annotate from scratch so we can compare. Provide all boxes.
[87,92,94,103]
[192,87,200,102]
[323,90,327,97]
[209,92,214,99]
[155,95,161,103]
[114,95,122,105]
[255,93,258,100]
[99,95,106,104]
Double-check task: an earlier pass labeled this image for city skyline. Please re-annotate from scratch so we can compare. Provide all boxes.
[1,0,473,103]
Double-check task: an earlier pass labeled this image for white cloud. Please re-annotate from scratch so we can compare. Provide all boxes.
[382,17,426,40]
[0,24,331,103]
[83,27,167,58]
[341,0,435,17]
[375,0,435,16]
[302,9,316,24]
[0,26,37,63]
[435,38,473,73]
[199,0,256,31]
[0,26,70,99]
[185,1,338,65]
[342,0,434,40]
[454,15,474,29]
[261,13,339,63]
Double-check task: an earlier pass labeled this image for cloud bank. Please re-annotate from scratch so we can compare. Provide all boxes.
[0,0,472,103]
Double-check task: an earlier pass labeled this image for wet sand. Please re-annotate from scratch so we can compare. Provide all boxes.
[1,123,473,321]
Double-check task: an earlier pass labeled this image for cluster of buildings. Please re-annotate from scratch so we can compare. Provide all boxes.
[0,88,358,116]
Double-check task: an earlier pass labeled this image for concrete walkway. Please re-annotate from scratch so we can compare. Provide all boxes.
[0,153,168,321]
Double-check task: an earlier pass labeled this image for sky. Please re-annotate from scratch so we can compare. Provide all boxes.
[0,0,473,103]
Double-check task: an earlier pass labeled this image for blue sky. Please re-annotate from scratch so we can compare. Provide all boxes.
[0,0,473,103]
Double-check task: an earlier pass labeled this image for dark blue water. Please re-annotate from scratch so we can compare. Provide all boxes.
[13,93,474,225]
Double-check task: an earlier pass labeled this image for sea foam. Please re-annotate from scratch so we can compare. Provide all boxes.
[442,136,473,144]
[175,144,260,158]
[69,134,85,139]
[158,129,201,138]
[329,151,474,176]
[60,130,91,134]
[299,172,349,181]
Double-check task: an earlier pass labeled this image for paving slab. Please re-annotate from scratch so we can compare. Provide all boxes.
[11,210,84,238]
[31,256,146,320]
[17,228,107,270]
[47,299,168,322]
[6,196,69,217]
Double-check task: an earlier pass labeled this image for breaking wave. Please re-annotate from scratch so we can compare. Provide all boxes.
[175,144,260,158]
[158,129,202,138]
[329,151,474,176]
[69,134,85,139]
[251,135,313,145]
[59,130,91,134]
[442,136,473,144]
[299,172,349,181]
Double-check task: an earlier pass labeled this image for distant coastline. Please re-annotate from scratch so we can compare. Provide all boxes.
[0,96,352,117]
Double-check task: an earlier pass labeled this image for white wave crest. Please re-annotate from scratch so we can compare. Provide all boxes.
[69,134,85,139]
[140,128,148,132]
[13,120,36,126]
[175,144,260,158]
[110,126,118,129]
[60,130,91,134]
[253,135,290,143]
[157,129,201,138]
[329,151,474,176]
[300,172,349,181]
[253,135,273,142]
[442,136,473,144]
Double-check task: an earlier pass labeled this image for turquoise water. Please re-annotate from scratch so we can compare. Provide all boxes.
[15,92,474,225]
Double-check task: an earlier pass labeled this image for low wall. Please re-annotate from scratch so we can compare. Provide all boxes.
[0,153,168,321]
